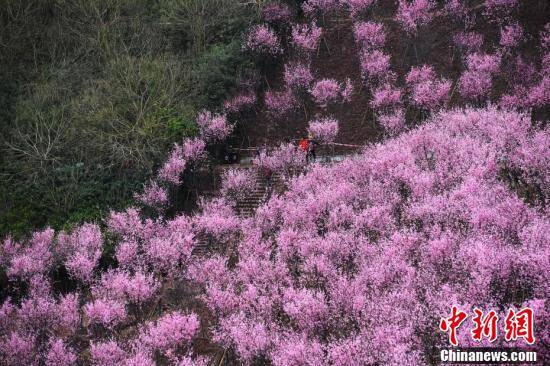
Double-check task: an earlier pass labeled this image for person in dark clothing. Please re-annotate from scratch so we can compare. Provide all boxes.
[307,133,318,163]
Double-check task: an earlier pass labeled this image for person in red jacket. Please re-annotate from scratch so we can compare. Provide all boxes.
[299,137,309,153]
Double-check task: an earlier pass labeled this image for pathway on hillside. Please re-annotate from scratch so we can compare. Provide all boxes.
[191,151,362,257]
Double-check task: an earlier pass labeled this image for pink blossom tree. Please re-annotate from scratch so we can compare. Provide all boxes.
[244,24,282,56]
[459,53,502,102]
[220,168,257,201]
[406,65,452,112]
[308,117,339,143]
[158,144,186,184]
[395,0,436,35]
[224,93,257,113]
[378,108,406,134]
[253,142,305,177]
[264,89,298,117]
[453,31,484,54]
[262,2,293,24]
[359,49,393,84]
[291,23,322,55]
[135,181,169,207]
[196,110,232,142]
[310,79,339,108]
[353,21,386,50]
[343,0,376,19]
[371,83,403,111]
[283,62,314,90]
[191,107,549,365]
[500,22,524,49]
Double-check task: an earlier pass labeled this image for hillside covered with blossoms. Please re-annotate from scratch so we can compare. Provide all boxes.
[1,1,549,366]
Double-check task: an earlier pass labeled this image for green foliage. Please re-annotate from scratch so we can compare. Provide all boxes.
[192,41,255,108]
[0,0,258,237]
[160,0,257,56]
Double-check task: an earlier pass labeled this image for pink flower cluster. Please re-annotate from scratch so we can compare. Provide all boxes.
[92,269,159,304]
[371,83,403,110]
[182,137,206,161]
[4,228,54,279]
[406,65,452,110]
[60,223,103,283]
[220,168,257,201]
[354,21,386,50]
[291,23,322,54]
[244,24,282,55]
[453,31,484,53]
[360,49,393,83]
[309,78,353,108]
[84,298,127,328]
[284,62,314,90]
[253,143,305,176]
[395,0,436,35]
[46,339,77,366]
[224,93,257,113]
[158,145,186,184]
[459,53,501,101]
[264,89,298,117]
[354,21,392,87]
[262,2,293,24]
[343,0,376,18]
[137,312,199,356]
[135,181,168,207]
[378,108,405,134]
[192,108,549,365]
[193,198,240,241]
[196,110,232,141]
[308,117,339,143]
[500,22,523,49]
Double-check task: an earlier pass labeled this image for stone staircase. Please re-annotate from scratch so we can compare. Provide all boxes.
[192,153,362,256]
[235,168,282,218]
[191,166,282,256]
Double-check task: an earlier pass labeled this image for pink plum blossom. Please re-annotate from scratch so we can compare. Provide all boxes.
[158,144,186,184]
[360,49,393,82]
[371,83,403,110]
[62,223,103,283]
[196,110,232,141]
[220,168,257,201]
[378,108,406,134]
[45,339,77,366]
[264,89,298,117]
[244,25,282,55]
[284,62,314,90]
[353,21,385,50]
[308,117,339,143]
[395,0,436,35]
[135,181,168,206]
[224,93,257,113]
[182,138,206,162]
[500,23,524,49]
[262,2,293,24]
[291,23,322,53]
[344,0,376,18]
